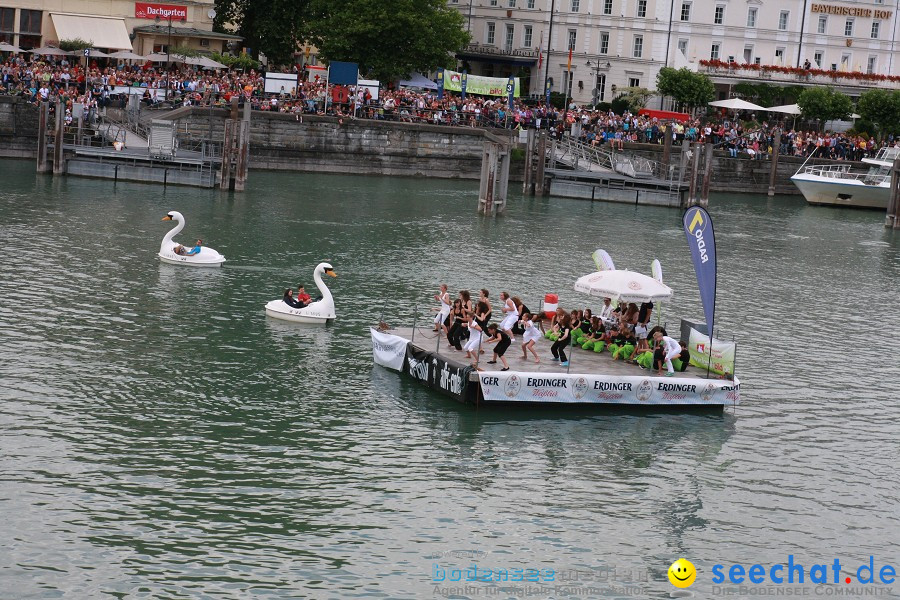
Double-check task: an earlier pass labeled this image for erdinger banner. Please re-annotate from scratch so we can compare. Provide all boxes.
[478,371,740,405]
[683,206,717,336]
[370,328,407,371]
[135,3,187,19]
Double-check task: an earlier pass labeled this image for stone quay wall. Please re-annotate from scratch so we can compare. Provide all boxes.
[0,96,39,158]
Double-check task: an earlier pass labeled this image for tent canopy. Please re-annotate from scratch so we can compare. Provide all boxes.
[30,47,71,56]
[574,270,674,304]
[0,42,21,52]
[709,98,766,111]
[766,103,802,115]
[50,13,132,50]
[399,72,437,90]
[108,50,146,60]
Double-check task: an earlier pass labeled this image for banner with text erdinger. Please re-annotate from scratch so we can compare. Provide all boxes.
[478,371,739,405]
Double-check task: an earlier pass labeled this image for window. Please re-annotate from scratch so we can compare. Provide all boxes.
[778,11,789,30]
[20,9,42,33]
[841,53,851,68]
[775,47,785,64]
[490,0,498,5]
[637,0,647,17]
[710,43,720,60]
[527,0,535,7]
[871,21,880,39]
[633,35,643,58]
[743,45,753,63]
[817,15,827,33]
[629,77,641,87]
[814,50,823,67]
[868,56,877,73]
[599,32,610,54]
[0,7,15,43]
[571,0,580,11]
[567,29,576,51]
[595,73,606,101]
[524,25,533,47]
[714,5,725,24]
[678,39,688,56]
[844,18,853,36]
[487,22,496,45]
[603,0,613,15]
[508,0,516,6]
[505,24,514,52]
[680,2,691,21]
[747,7,757,27]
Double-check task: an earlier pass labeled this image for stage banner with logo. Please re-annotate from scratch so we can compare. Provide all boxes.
[683,206,717,336]
[430,352,474,403]
[403,344,433,387]
[436,68,444,99]
[370,328,408,372]
[478,371,739,405]
[688,328,735,377]
[443,70,521,97]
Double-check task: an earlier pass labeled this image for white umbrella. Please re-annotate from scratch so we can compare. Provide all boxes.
[109,50,146,60]
[766,103,802,115]
[196,56,226,69]
[85,48,110,58]
[146,52,187,63]
[0,42,22,52]
[709,98,766,111]
[574,270,673,304]
[31,47,72,56]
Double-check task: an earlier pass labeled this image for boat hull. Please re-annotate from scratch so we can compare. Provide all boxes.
[264,301,333,324]
[790,174,890,210]
[158,253,225,267]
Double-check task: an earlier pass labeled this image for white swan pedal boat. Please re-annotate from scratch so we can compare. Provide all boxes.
[265,262,337,324]
[158,211,226,267]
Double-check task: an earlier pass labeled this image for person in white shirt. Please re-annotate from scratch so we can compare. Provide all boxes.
[597,297,615,325]
[653,331,681,376]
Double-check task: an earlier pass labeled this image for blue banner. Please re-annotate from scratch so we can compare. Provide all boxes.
[460,71,468,100]
[545,80,552,107]
[436,68,444,100]
[683,206,717,337]
[506,75,515,111]
[328,61,358,86]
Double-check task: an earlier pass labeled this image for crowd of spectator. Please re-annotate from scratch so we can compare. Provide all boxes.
[2,51,895,161]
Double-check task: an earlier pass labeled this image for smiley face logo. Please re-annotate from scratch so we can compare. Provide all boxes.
[668,558,696,588]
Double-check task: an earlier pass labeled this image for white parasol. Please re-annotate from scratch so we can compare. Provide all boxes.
[109,50,147,60]
[31,47,72,56]
[574,270,673,304]
[709,98,766,111]
[0,42,22,52]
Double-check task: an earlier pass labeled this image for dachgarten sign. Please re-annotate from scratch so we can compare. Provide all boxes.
[135,2,188,19]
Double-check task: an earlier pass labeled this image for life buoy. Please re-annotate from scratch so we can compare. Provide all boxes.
[544,293,558,319]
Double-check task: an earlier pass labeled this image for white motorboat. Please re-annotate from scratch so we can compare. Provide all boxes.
[790,147,900,210]
[264,262,337,324]
[158,211,226,267]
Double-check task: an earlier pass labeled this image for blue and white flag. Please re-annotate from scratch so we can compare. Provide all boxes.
[682,206,717,336]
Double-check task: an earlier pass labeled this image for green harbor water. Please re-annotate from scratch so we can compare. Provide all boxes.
[1,159,899,599]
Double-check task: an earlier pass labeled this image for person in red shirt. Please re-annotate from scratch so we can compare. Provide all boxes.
[296,284,312,306]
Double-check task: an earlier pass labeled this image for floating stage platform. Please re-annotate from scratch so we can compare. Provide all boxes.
[371,327,740,411]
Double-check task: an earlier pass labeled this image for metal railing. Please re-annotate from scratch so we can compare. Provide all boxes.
[798,164,889,185]
[552,137,683,186]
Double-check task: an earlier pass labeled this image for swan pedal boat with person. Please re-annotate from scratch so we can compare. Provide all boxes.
[158,211,226,267]
[265,262,337,324]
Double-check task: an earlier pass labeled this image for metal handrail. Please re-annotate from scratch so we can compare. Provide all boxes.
[553,137,681,184]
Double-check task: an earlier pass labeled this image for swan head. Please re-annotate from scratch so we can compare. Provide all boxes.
[316,262,337,278]
[162,211,184,222]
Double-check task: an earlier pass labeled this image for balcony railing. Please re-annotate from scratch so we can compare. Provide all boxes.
[699,60,897,88]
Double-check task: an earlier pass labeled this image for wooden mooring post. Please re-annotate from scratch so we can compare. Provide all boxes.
[699,142,713,207]
[535,132,548,195]
[478,132,511,215]
[218,101,251,191]
[768,131,781,197]
[36,101,49,173]
[219,118,234,189]
[887,158,900,229]
[522,129,535,194]
[52,104,65,175]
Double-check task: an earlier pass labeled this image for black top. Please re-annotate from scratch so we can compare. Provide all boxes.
[638,302,654,324]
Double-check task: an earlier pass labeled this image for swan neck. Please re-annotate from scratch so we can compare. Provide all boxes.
[162,217,184,247]
[314,268,333,303]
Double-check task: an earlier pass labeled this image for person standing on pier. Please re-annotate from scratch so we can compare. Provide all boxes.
[463,301,490,365]
[433,284,451,334]
[484,324,511,371]
[550,314,572,367]
[498,292,518,341]
[520,313,542,363]
[653,330,681,377]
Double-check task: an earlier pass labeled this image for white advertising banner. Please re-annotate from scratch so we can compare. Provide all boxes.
[370,328,408,372]
[688,328,736,376]
[477,371,740,405]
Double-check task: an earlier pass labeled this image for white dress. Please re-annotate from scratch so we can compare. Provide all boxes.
[463,319,482,352]
[500,299,518,331]
[523,321,542,344]
[434,292,451,325]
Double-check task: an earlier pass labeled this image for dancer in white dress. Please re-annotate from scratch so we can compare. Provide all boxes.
[498,292,518,341]
[463,301,490,365]
[433,284,451,334]
[520,313,542,363]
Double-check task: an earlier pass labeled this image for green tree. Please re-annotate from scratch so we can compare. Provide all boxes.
[857,89,900,137]
[655,67,714,111]
[58,38,93,51]
[797,87,852,122]
[308,0,470,81]
[213,0,311,64]
[610,87,653,114]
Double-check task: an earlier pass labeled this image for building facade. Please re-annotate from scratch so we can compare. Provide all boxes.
[0,1,240,55]
[450,0,900,105]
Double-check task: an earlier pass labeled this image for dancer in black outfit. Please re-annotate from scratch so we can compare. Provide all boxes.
[484,323,512,371]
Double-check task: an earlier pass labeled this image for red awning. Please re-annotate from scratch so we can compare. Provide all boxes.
[638,108,690,122]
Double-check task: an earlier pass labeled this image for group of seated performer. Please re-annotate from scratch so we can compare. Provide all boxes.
[543,298,690,375]
[174,239,203,256]
[282,284,312,309]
